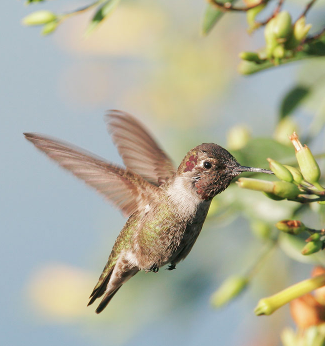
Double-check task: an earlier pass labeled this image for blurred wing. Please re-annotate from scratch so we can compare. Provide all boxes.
[24,133,158,218]
[106,110,176,186]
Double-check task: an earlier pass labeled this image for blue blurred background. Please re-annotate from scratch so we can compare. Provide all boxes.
[2,0,325,345]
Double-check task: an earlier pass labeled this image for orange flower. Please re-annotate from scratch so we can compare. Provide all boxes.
[290,294,325,329]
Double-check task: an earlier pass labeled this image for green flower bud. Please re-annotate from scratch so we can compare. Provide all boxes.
[238,178,300,199]
[239,51,262,63]
[23,10,57,26]
[286,17,312,49]
[309,233,321,241]
[283,165,303,184]
[255,274,325,315]
[276,220,306,235]
[238,61,259,75]
[290,133,322,186]
[41,21,58,35]
[268,158,293,182]
[273,45,285,59]
[273,181,301,199]
[237,178,274,193]
[246,4,266,32]
[266,40,278,59]
[265,17,276,41]
[264,192,285,200]
[293,17,312,42]
[211,275,248,307]
[273,11,292,39]
[265,18,278,58]
[301,233,322,255]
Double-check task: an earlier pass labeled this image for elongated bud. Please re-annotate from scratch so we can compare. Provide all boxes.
[283,165,303,184]
[265,18,279,58]
[264,17,276,42]
[237,178,274,193]
[290,133,322,187]
[255,274,325,316]
[286,17,312,49]
[246,3,266,31]
[302,242,322,256]
[302,234,322,256]
[23,10,57,26]
[312,267,325,305]
[276,220,305,235]
[41,20,58,35]
[211,275,248,307]
[268,158,293,182]
[273,11,292,39]
[264,192,285,200]
[293,17,312,42]
[237,178,300,199]
[307,233,321,242]
[273,181,300,199]
[239,51,262,63]
[273,45,285,59]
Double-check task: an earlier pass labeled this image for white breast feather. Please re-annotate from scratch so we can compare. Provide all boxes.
[167,176,202,217]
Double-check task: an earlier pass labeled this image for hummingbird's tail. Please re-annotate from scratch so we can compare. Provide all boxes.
[94,268,139,313]
[88,266,114,307]
[95,287,123,314]
[88,259,139,314]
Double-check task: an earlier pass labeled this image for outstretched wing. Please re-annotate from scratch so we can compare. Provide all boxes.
[106,110,176,186]
[24,133,158,217]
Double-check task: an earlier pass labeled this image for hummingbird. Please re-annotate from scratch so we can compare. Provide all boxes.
[24,110,272,314]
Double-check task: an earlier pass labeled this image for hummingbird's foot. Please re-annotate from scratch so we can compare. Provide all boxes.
[148,264,159,273]
[167,264,176,271]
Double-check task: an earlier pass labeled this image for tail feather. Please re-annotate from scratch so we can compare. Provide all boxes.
[88,267,114,306]
[95,287,122,314]
[88,259,139,313]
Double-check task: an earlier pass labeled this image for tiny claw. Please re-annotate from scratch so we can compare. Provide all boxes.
[167,264,176,271]
[149,264,159,273]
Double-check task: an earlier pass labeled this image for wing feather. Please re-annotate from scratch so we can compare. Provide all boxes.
[24,133,158,217]
[106,110,176,185]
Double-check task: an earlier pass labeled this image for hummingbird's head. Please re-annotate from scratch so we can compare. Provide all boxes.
[177,143,272,200]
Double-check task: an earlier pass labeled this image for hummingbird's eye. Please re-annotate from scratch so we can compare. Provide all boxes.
[203,161,212,169]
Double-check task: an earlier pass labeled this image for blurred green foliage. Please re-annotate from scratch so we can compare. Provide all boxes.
[20,0,325,344]
[22,0,325,75]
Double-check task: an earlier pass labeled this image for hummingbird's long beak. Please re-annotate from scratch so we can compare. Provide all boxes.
[234,165,274,175]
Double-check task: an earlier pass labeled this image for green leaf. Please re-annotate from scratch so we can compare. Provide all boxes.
[85,0,121,36]
[280,85,310,119]
[238,34,325,75]
[201,1,238,36]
